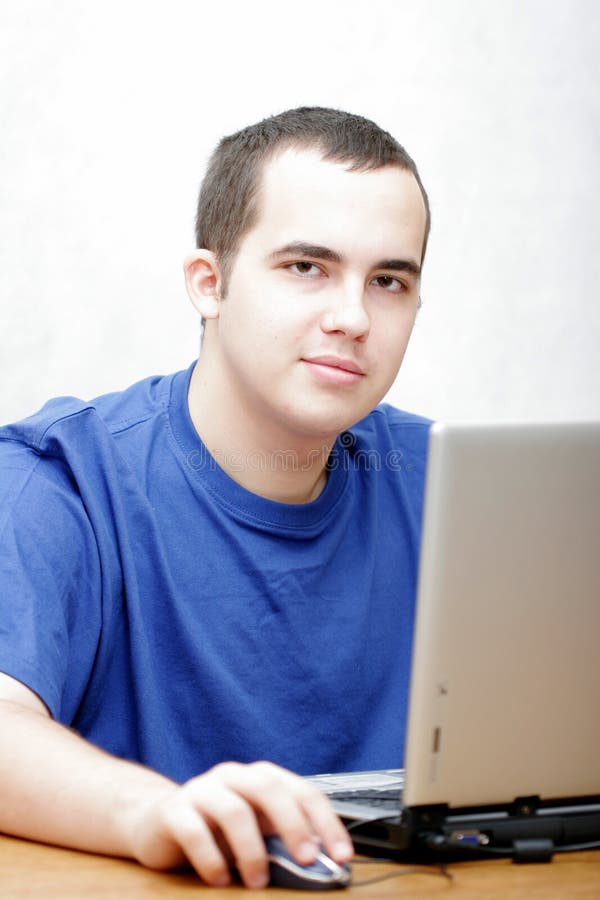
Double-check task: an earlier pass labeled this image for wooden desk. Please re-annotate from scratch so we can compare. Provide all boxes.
[1,835,599,898]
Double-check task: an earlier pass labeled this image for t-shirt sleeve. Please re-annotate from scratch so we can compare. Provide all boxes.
[0,443,102,721]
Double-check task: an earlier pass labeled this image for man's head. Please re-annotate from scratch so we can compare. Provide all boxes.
[185,108,429,447]
[195,106,430,295]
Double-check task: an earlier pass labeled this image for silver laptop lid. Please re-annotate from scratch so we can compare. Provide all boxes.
[403,421,600,809]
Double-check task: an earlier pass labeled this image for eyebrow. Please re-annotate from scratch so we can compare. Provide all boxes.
[269,241,421,277]
[269,242,343,264]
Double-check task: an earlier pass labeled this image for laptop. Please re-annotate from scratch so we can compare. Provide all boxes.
[308,421,600,861]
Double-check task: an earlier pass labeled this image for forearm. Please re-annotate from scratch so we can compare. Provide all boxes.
[0,700,176,859]
[0,692,353,888]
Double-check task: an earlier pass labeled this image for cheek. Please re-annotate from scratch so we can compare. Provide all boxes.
[374,316,413,357]
[369,327,415,389]
[256,305,317,349]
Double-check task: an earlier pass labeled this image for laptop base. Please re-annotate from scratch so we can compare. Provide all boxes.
[346,795,600,863]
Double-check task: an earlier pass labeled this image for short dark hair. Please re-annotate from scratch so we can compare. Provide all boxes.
[195,106,430,292]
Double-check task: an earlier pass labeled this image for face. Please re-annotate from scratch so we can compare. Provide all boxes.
[202,148,427,445]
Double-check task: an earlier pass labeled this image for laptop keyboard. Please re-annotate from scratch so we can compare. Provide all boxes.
[328,790,402,811]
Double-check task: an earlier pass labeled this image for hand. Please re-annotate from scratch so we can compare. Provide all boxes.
[126,760,353,889]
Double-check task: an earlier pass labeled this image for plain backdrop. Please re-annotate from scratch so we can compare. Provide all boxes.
[1,0,599,425]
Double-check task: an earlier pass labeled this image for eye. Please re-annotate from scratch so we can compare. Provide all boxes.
[287,261,322,277]
[372,274,404,293]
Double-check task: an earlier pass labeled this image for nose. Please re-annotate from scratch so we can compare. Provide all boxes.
[320,282,370,341]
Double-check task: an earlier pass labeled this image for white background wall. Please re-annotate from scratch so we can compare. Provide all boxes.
[1,0,598,425]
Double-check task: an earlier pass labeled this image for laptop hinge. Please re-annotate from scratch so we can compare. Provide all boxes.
[508,795,541,816]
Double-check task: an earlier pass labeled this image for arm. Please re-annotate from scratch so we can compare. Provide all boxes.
[0,674,352,889]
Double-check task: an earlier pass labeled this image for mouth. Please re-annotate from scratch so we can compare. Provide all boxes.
[302,355,366,386]
[303,355,365,375]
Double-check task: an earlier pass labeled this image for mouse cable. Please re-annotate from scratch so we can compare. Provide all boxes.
[350,862,453,888]
[346,818,453,887]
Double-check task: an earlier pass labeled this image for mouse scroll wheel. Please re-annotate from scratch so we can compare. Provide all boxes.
[315,851,344,875]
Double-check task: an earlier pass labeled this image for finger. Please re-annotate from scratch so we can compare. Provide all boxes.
[162,804,231,887]
[186,780,270,889]
[292,780,354,864]
[211,761,353,865]
[208,761,318,862]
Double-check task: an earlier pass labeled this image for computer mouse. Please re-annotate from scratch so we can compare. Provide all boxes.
[265,834,352,890]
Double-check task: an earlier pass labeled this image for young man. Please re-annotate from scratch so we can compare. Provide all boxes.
[0,108,430,888]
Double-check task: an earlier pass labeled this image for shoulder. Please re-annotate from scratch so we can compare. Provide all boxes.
[347,403,433,455]
[0,370,179,452]
[0,367,192,514]
[329,405,433,495]
[356,403,432,431]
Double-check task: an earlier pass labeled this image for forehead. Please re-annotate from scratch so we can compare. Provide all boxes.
[243,147,427,263]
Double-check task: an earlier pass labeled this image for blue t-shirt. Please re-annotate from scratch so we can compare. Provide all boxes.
[0,363,431,782]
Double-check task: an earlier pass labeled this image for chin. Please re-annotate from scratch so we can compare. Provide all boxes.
[286,402,375,443]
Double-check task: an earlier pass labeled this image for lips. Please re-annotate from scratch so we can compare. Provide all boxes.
[303,355,365,376]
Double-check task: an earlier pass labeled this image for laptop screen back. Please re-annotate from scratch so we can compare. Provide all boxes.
[403,421,600,808]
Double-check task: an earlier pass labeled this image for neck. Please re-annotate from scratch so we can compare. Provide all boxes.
[187,358,335,504]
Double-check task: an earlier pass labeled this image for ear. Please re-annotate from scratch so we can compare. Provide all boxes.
[183,250,223,320]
